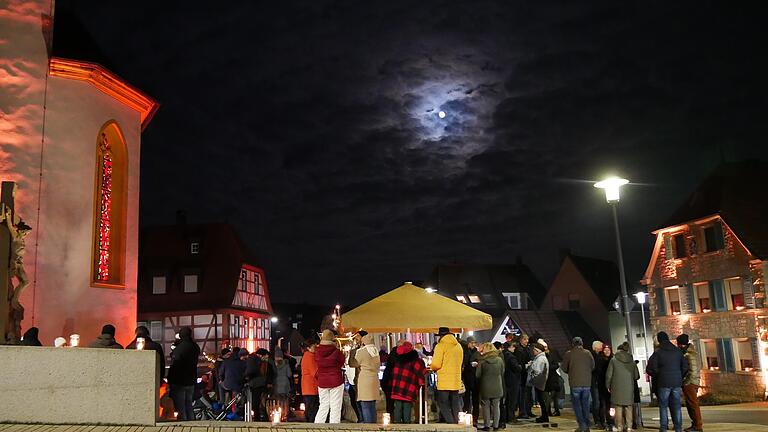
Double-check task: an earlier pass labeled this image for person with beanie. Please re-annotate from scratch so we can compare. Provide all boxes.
[219,347,248,404]
[390,341,427,423]
[476,342,505,431]
[273,346,293,420]
[88,324,123,349]
[676,334,702,432]
[606,342,640,432]
[647,331,688,432]
[461,335,481,423]
[126,326,166,387]
[314,330,346,423]
[246,348,275,421]
[562,336,595,432]
[431,327,464,423]
[167,327,200,421]
[301,337,320,422]
[354,333,381,423]
[20,327,42,346]
[528,339,550,424]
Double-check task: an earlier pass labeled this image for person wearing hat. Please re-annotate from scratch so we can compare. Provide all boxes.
[476,342,505,431]
[273,346,293,420]
[314,330,346,423]
[527,339,550,424]
[606,342,640,432]
[562,336,595,432]
[676,334,702,432]
[647,331,688,432]
[461,335,481,423]
[431,327,464,423]
[88,324,124,349]
[167,326,200,421]
[390,341,427,423]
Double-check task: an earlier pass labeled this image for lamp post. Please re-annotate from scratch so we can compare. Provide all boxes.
[634,291,651,363]
[594,177,634,355]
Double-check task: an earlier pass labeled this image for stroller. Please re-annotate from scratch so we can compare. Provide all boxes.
[194,384,252,421]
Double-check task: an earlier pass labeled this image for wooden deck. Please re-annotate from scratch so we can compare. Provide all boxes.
[0,423,476,432]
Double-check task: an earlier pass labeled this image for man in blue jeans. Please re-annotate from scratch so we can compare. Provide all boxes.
[647,331,688,432]
[562,337,595,432]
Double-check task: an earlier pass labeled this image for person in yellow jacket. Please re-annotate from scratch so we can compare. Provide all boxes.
[430,327,464,423]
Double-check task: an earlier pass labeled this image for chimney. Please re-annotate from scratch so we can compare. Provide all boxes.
[176,210,187,226]
[559,248,572,263]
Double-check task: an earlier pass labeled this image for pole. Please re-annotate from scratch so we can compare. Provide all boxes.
[639,300,650,426]
[611,202,635,355]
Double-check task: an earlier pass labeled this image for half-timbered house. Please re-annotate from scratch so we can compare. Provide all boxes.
[137,216,273,358]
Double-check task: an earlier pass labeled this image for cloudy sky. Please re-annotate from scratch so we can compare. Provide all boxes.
[59,1,767,305]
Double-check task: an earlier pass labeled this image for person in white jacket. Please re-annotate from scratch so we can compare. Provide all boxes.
[527,339,550,424]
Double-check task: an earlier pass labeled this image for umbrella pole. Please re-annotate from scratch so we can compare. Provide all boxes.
[419,385,423,424]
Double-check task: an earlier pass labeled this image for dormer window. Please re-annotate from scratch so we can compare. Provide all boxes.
[190,242,200,254]
[502,292,521,309]
[468,294,481,304]
[456,295,467,303]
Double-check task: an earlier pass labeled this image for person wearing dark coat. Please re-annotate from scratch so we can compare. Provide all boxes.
[461,336,481,423]
[514,334,534,418]
[502,342,522,424]
[590,340,607,429]
[544,350,561,417]
[88,324,124,349]
[220,348,248,401]
[246,348,275,421]
[20,327,42,346]
[598,345,614,428]
[126,326,166,387]
[646,332,688,432]
[167,327,200,421]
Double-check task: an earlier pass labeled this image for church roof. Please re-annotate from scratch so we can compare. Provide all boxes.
[658,160,768,259]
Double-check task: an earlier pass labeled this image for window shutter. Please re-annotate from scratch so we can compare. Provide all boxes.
[655,287,667,316]
[722,339,735,373]
[664,235,673,259]
[710,280,727,312]
[680,284,695,314]
[751,338,760,370]
[742,276,757,309]
[714,222,725,250]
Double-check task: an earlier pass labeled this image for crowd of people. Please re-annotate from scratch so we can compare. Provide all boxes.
[16,323,704,431]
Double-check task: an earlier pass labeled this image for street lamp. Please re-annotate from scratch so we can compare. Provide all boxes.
[634,291,651,362]
[595,176,635,356]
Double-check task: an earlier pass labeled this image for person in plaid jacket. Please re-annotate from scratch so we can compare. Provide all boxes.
[389,341,427,423]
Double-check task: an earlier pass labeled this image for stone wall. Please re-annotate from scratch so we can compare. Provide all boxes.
[0,346,157,425]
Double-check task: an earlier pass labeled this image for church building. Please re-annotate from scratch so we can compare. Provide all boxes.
[1,1,157,345]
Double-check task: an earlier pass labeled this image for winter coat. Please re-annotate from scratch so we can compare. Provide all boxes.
[514,342,532,385]
[314,342,346,388]
[527,351,549,391]
[390,348,427,402]
[562,346,595,388]
[20,328,42,346]
[597,353,612,396]
[88,333,124,349]
[461,342,481,390]
[591,350,606,388]
[167,336,201,386]
[126,336,166,385]
[273,360,293,395]
[301,350,319,395]
[545,354,561,392]
[245,356,275,388]
[502,350,522,389]
[476,350,505,399]
[355,335,381,401]
[646,340,688,389]
[220,355,247,392]
[605,350,640,406]
[682,345,701,386]
[431,333,464,391]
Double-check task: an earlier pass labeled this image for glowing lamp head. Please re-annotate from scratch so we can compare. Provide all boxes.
[594,177,629,202]
[270,316,278,323]
[425,287,437,293]
[635,291,647,304]
[438,111,446,119]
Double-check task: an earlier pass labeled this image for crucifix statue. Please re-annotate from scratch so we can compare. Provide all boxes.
[1,181,31,344]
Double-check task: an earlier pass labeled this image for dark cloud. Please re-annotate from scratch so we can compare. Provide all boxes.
[60,0,768,305]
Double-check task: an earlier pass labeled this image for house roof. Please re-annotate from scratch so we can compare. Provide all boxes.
[138,222,266,313]
[427,260,547,311]
[658,160,768,259]
[567,254,622,310]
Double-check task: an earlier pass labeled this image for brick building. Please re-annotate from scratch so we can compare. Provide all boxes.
[642,162,768,400]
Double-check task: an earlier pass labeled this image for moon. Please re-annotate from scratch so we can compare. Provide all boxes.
[438,111,446,118]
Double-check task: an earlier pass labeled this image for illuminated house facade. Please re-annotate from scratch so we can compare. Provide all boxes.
[1,1,157,345]
[137,220,273,357]
[642,162,768,400]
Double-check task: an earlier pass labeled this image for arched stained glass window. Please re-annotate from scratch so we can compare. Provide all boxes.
[92,121,127,287]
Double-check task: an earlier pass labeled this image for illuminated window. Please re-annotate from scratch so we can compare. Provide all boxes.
[255,272,263,295]
[190,242,200,254]
[725,278,744,310]
[468,294,481,304]
[456,295,467,303]
[734,338,755,372]
[665,287,681,315]
[239,270,247,291]
[503,292,521,309]
[696,283,711,313]
[152,276,166,294]
[703,340,719,370]
[184,274,198,293]
[92,121,127,286]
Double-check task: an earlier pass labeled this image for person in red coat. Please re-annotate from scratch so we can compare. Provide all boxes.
[314,330,346,423]
[390,341,427,423]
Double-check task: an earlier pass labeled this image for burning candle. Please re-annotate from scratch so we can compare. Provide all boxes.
[69,334,80,347]
[382,413,390,426]
[464,413,473,426]
[609,407,616,417]
[136,337,145,350]
[458,411,466,424]
[271,408,281,424]
[300,402,306,411]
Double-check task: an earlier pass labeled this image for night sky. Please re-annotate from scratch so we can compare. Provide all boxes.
[60,1,767,306]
